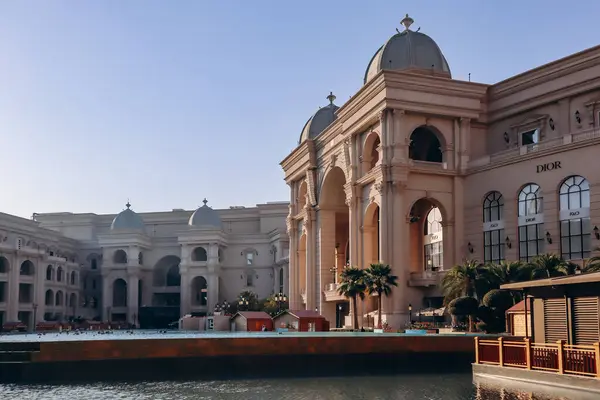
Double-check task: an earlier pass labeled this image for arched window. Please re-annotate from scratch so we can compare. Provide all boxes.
[91,259,98,270]
[423,207,443,271]
[192,247,208,262]
[113,250,127,264]
[138,252,144,265]
[57,267,63,282]
[112,279,127,307]
[409,126,443,163]
[45,289,54,306]
[517,184,544,262]
[70,271,76,285]
[55,291,63,306]
[46,265,53,281]
[559,175,591,260]
[483,191,505,264]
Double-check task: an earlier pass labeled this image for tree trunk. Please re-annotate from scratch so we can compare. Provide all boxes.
[352,296,359,330]
[377,292,383,329]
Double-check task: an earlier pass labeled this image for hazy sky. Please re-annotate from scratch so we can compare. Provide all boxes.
[1,1,599,218]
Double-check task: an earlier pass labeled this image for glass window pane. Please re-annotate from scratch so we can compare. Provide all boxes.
[569,192,580,209]
[537,224,545,237]
[583,234,591,252]
[491,245,499,261]
[570,220,582,235]
[528,240,538,257]
[581,190,590,208]
[560,220,570,237]
[582,218,591,234]
[527,224,537,237]
[484,247,491,262]
[570,236,582,254]
[519,242,527,259]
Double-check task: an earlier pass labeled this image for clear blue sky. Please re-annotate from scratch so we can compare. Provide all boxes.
[1,1,599,218]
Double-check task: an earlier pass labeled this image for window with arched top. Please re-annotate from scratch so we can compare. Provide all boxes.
[91,259,98,270]
[113,250,128,264]
[483,191,505,264]
[192,247,208,262]
[46,265,53,281]
[57,267,63,282]
[423,207,443,271]
[517,184,544,262]
[559,175,591,260]
[409,126,443,163]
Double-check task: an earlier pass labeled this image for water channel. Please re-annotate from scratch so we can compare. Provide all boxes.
[0,331,594,399]
[0,374,592,399]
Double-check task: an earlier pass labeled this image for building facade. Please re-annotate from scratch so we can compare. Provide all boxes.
[281,15,600,328]
[0,200,289,328]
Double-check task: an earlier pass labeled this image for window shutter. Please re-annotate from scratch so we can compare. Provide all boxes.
[573,297,600,345]
[543,298,568,343]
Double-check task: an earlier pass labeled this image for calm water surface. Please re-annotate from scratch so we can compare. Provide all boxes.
[0,374,587,399]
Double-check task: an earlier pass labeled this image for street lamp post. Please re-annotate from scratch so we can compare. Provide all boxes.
[275,293,287,314]
[408,303,412,326]
[238,298,249,311]
[32,303,38,332]
[337,304,342,328]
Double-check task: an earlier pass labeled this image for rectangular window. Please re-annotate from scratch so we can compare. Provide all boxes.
[484,229,505,264]
[560,218,591,260]
[246,253,254,265]
[519,223,544,262]
[246,273,253,287]
[424,242,443,271]
[521,129,539,146]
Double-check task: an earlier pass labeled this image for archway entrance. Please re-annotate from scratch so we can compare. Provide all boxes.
[319,166,350,323]
[191,276,208,310]
[363,202,381,323]
[141,255,181,329]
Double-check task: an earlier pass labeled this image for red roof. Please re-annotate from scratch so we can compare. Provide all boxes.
[234,311,271,319]
[279,310,324,319]
[506,300,527,313]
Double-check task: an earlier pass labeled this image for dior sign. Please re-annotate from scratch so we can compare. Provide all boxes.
[483,220,505,232]
[518,213,544,226]
[536,161,561,173]
[559,207,590,221]
[424,232,443,245]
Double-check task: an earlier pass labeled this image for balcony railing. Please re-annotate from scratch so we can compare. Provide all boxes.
[470,127,600,169]
[475,337,600,378]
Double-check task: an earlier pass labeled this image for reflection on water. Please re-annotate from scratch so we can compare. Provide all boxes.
[0,374,590,400]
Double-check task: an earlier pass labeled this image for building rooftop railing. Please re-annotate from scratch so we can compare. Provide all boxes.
[469,127,600,169]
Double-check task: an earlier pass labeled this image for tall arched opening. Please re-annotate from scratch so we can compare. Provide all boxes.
[191,276,208,308]
[319,166,350,324]
[297,233,307,306]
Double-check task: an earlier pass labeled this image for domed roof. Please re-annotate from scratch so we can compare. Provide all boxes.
[364,15,451,84]
[189,199,222,229]
[298,92,339,144]
[111,202,145,231]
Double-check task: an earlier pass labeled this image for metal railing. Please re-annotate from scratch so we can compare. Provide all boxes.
[475,337,600,378]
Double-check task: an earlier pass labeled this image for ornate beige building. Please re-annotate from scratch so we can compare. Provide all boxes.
[0,200,289,328]
[281,15,600,328]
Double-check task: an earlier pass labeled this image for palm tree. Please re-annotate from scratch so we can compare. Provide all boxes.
[337,267,367,330]
[487,260,529,284]
[528,254,576,279]
[364,263,398,329]
[442,259,492,303]
[583,248,600,273]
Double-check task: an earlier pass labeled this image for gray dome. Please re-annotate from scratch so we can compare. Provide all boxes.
[111,202,145,231]
[189,199,222,229]
[364,15,451,84]
[299,92,339,144]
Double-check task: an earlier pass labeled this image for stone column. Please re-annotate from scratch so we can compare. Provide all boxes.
[34,257,45,323]
[101,270,111,321]
[127,274,139,326]
[7,253,20,321]
[391,182,411,326]
[286,216,298,308]
[304,213,316,311]
[179,264,190,316]
[453,176,464,264]
[207,273,219,311]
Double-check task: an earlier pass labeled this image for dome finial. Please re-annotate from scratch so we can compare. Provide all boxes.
[326,91,336,105]
[202,198,208,206]
[401,14,414,31]
[126,199,131,209]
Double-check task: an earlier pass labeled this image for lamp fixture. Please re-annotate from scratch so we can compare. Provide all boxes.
[546,231,552,244]
[549,118,555,130]
[503,132,510,144]
[575,110,581,124]
[505,236,512,249]
[594,226,600,240]
[408,303,412,312]
[467,242,474,253]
